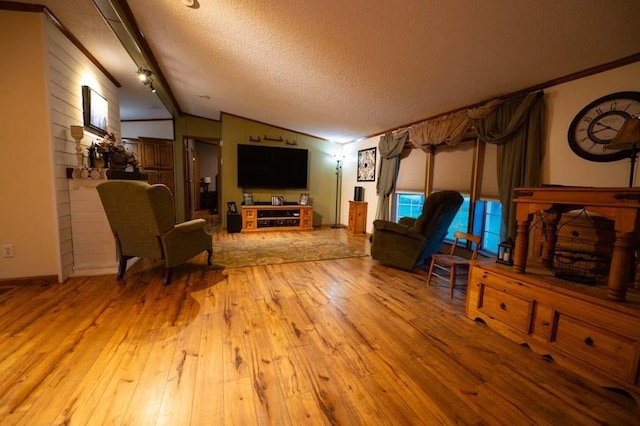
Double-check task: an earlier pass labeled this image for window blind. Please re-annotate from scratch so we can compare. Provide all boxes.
[432,142,473,193]
[480,142,499,198]
[395,148,427,192]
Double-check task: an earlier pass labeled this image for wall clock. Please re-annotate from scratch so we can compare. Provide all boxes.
[568,91,640,162]
[357,147,376,182]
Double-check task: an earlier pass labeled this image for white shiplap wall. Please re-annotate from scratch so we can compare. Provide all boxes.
[43,14,120,280]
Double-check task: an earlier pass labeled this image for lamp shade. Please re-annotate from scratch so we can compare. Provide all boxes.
[203,176,212,184]
[604,116,640,150]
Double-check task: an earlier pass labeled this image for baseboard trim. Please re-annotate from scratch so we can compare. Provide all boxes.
[0,275,58,287]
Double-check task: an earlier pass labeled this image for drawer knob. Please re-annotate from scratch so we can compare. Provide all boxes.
[499,302,507,310]
[584,337,594,347]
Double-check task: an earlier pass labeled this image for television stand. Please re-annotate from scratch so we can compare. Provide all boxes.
[241,205,313,232]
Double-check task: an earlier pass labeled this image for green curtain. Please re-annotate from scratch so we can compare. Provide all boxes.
[375,132,408,220]
[469,91,544,240]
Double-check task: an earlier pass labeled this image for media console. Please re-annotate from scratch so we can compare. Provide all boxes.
[241,205,313,232]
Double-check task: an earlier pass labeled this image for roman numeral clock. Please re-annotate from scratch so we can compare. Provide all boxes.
[568,91,640,162]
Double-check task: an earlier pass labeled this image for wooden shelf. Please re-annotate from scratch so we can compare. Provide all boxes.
[241,205,313,232]
[513,186,640,302]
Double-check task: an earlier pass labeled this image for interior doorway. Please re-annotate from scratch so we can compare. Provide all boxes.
[183,137,221,224]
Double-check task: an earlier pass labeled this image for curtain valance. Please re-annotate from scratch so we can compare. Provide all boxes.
[408,109,472,149]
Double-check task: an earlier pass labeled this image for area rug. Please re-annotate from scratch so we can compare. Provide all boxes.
[213,233,368,268]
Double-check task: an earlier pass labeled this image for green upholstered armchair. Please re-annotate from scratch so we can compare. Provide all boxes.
[97,180,212,284]
[371,190,463,271]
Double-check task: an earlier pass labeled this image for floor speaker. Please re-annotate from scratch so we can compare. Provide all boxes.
[227,213,242,233]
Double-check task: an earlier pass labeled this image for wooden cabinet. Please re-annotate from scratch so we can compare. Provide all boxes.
[123,138,175,194]
[300,206,313,229]
[141,139,173,169]
[241,205,313,232]
[466,261,640,400]
[348,201,367,235]
[145,170,175,194]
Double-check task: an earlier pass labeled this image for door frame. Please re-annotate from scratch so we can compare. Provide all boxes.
[182,136,221,220]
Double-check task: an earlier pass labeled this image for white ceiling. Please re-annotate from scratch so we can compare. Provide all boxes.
[14,0,640,142]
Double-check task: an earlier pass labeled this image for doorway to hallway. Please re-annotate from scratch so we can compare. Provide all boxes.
[183,137,221,227]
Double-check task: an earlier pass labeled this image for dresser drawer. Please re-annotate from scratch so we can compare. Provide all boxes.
[551,312,640,384]
[477,283,535,334]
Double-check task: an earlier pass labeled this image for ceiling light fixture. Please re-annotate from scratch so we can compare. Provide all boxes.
[137,68,152,83]
[136,68,157,93]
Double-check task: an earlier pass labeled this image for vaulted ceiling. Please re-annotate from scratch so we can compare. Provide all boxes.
[11,0,640,142]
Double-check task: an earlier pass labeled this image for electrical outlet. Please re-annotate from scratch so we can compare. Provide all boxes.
[2,244,14,258]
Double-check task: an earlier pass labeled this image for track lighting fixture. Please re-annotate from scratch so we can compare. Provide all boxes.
[136,68,152,83]
[136,68,157,93]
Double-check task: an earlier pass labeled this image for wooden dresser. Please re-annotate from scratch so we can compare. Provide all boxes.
[347,201,367,235]
[467,261,640,401]
[466,186,640,401]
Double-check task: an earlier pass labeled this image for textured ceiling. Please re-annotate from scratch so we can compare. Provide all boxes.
[12,0,640,142]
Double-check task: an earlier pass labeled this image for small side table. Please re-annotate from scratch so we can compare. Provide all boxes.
[348,201,367,235]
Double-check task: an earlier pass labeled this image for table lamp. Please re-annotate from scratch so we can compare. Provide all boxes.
[604,116,640,187]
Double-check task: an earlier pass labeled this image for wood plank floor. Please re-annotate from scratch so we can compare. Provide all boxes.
[0,228,638,425]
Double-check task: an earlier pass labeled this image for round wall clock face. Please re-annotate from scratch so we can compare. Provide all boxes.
[567,91,640,162]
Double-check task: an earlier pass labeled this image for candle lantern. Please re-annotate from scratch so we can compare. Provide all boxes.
[497,237,514,266]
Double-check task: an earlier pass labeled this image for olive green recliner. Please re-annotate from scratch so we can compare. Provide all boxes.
[371,190,463,271]
[97,180,212,284]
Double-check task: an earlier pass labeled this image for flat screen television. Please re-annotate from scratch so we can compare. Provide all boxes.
[237,144,309,189]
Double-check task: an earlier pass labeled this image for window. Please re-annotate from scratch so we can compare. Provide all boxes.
[393,192,425,221]
[445,195,470,240]
[393,192,502,254]
[392,138,503,255]
[446,196,502,253]
[473,199,502,254]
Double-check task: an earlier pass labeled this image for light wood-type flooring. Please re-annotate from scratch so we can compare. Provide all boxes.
[0,228,638,425]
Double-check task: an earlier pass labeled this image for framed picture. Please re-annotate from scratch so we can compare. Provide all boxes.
[82,85,108,135]
[271,195,284,206]
[357,147,376,182]
[243,192,253,205]
[299,193,309,205]
[227,201,238,214]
